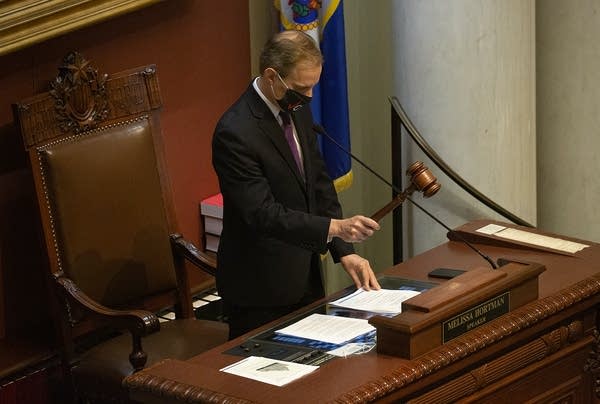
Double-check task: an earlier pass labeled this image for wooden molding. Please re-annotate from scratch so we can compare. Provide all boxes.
[410,322,586,403]
[371,261,545,358]
[123,273,600,403]
[0,0,162,56]
[15,55,161,149]
[338,273,600,402]
[584,325,600,398]
[125,367,253,404]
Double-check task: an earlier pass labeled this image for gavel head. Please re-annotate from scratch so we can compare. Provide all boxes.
[406,161,441,198]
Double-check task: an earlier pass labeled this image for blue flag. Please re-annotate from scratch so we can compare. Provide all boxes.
[275,0,353,192]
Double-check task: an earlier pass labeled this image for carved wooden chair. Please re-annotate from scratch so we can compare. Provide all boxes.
[13,52,228,403]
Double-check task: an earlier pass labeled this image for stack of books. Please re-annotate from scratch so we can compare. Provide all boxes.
[200,193,223,253]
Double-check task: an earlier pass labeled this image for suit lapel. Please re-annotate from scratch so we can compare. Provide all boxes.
[259,118,307,189]
[246,87,307,191]
[292,110,318,213]
[291,112,312,185]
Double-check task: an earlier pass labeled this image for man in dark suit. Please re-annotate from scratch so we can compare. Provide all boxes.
[212,30,380,339]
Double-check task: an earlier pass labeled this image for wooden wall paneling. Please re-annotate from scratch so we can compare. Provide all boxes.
[0,0,250,290]
[0,0,250,384]
[407,323,595,403]
[0,118,52,343]
[0,218,3,339]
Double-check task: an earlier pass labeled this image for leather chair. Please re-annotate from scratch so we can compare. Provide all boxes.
[13,52,228,403]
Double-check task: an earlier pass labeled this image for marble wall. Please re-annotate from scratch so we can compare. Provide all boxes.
[392,0,537,257]
[537,0,600,242]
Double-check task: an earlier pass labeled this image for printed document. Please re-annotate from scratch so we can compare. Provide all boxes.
[220,356,317,386]
[329,288,421,315]
[476,224,589,254]
[275,313,375,345]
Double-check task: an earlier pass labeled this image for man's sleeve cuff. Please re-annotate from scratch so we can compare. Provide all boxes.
[328,238,355,263]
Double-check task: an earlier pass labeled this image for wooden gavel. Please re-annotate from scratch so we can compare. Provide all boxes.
[370,161,441,222]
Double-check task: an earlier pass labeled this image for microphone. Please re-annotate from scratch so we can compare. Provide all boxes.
[312,123,498,270]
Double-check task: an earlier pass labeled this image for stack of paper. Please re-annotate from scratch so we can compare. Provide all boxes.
[329,288,421,315]
[274,313,375,345]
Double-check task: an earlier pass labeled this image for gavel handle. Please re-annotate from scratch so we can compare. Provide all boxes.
[370,185,415,222]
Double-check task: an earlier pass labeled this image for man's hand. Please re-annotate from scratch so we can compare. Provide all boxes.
[340,254,381,291]
[329,215,380,243]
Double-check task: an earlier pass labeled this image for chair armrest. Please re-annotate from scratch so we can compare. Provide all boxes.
[55,275,160,335]
[170,233,216,277]
[55,274,160,370]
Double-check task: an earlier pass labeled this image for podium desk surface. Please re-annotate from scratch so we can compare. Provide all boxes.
[124,222,600,403]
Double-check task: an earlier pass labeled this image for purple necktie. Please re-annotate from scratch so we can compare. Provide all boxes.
[279,112,304,177]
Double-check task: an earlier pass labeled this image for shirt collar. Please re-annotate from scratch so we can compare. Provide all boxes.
[253,76,282,122]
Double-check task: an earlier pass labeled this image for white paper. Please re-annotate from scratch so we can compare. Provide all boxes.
[275,313,375,345]
[220,356,317,386]
[476,223,589,254]
[161,311,176,320]
[327,342,376,357]
[476,223,507,235]
[192,299,209,308]
[495,227,589,254]
[329,288,421,315]
[201,294,221,302]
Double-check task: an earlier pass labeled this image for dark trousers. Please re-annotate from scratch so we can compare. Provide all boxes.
[224,301,306,340]
[224,259,325,340]
[225,284,324,339]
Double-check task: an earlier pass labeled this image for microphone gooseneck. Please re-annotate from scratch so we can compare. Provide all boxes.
[312,124,498,270]
[313,124,395,191]
[404,196,497,269]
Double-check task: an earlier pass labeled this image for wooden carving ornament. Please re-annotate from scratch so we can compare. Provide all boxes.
[50,51,109,133]
[585,327,600,398]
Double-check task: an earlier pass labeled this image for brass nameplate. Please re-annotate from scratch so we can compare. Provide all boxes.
[442,292,510,343]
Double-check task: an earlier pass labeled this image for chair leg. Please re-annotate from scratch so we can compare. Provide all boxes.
[62,368,80,404]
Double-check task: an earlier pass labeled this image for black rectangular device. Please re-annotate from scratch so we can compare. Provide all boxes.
[427,268,466,279]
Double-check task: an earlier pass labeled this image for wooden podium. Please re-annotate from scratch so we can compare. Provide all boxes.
[371,260,545,358]
[124,221,600,404]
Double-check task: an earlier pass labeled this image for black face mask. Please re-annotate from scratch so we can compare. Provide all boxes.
[273,72,312,112]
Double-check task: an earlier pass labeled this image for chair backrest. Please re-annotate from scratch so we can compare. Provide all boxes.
[14,52,190,316]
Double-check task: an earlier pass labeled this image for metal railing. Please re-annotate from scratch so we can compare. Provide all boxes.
[389,96,533,262]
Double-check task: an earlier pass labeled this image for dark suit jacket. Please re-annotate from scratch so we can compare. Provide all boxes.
[212,83,354,307]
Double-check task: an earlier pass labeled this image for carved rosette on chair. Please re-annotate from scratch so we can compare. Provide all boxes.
[14,52,227,403]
